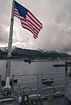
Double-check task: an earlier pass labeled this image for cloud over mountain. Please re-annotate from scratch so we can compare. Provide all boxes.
[0,0,71,54]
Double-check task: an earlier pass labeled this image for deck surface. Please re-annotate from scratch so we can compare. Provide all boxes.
[42,97,70,105]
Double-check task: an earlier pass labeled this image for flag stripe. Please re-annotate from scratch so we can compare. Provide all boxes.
[27,21,39,33]
[14,9,20,19]
[27,12,42,29]
[14,12,39,35]
[22,25,38,39]
[14,9,40,34]
[21,20,38,35]
[14,9,40,36]
[14,14,20,19]
[22,23,38,37]
[26,15,41,30]
[28,11,42,26]
[20,18,40,32]
[21,24,38,38]
[14,13,20,18]
[14,1,43,39]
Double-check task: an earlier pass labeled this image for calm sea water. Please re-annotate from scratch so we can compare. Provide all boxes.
[0,60,66,80]
[0,60,67,90]
[0,60,70,105]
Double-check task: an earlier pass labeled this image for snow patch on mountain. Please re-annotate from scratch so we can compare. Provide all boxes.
[37,49,59,54]
[0,46,16,52]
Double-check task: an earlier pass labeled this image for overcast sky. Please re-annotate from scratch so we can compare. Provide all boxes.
[0,0,71,54]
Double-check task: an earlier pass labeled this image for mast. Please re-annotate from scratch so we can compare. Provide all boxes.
[5,0,15,87]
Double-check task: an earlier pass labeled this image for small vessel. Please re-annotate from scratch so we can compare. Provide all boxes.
[24,58,31,64]
[42,78,54,86]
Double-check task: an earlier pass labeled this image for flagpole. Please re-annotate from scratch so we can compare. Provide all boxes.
[4,0,15,90]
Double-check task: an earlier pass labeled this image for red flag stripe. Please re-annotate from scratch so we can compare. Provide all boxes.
[14,1,43,39]
[20,18,39,34]
[14,9,19,14]
[28,11,42,26]
[14,10,39,35]
[21,21,38,35]
[14,9,40,33]
[14,14,20,19]
[14,9,19,16]
[20,18,40,32]
[14,9,41,32]
[21,24,38,38]
[26,21,39,33]
[14,13,20,18]
[27,12,42,29]
[26,15,41,30]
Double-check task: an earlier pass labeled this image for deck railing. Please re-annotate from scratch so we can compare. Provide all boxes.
[0,75,1,92]
[0,70,70,100]
[40,72,66,100]
[12,73,39,101]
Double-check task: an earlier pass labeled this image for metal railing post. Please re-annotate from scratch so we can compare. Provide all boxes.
[0,75,1,92]
[64,70,66,92]
[65,62,68,89]
[37,73,39,101]
[12,74,14,90]
[40,73,43,101]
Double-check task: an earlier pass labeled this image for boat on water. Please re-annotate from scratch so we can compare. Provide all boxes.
[24,58,31,64]
[42,78,54,86]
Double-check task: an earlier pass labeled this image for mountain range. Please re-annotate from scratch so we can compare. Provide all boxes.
[0,46,70,59]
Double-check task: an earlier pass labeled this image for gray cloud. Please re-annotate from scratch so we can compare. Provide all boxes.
[0,0,71,54]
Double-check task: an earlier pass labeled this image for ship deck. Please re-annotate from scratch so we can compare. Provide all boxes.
[42,97,70,105]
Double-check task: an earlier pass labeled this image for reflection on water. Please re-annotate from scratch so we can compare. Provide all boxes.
[0,60,65,79]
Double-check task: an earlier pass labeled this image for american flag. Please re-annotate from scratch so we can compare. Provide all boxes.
[14,1,43,39]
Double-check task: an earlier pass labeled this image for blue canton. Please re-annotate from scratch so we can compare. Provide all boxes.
[15,1,28,19]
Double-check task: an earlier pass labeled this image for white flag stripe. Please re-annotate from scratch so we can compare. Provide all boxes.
[27,21,39,33]
[26,15,41,30]
[21,20,38,35]
[14,12,39,35]
[14,14,20,18]
[27,14,42,29]
[20,16,40,32]
[14,9,20,16]
[22,24,34,33]
[14,9,42,33]
[14,1,43,39]
[20,17,39,33]
[28,12,42,27]
[14,12,19,17]
[14,10,40,33]
[22,24,38,37]
[14,10,20,18]
[26,19,40,31]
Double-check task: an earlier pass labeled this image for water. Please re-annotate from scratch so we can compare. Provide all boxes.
[0,60,66,91]
[0,60,65,79]
[0,59,66,89]
[0,60,68,85]
[0,60,71,105]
